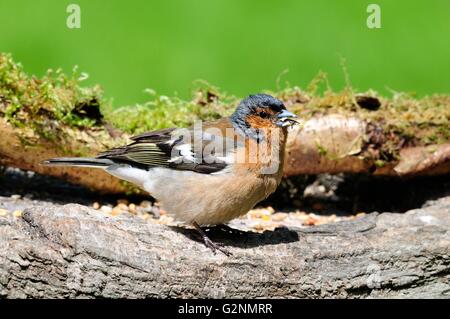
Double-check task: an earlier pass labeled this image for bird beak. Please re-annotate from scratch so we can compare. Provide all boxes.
[276,109,300,127]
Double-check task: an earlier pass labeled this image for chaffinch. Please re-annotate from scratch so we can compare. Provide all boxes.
[44,94,298,255]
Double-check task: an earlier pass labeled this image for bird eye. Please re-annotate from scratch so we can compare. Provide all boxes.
[259,111,269,118]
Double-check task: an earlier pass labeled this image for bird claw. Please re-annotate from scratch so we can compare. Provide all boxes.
[193,221,232,256]
[202,236,232,256]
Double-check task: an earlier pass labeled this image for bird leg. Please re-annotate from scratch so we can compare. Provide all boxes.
[192,222,232,256]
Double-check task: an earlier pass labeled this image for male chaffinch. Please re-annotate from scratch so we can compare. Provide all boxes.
[44,94,298,255]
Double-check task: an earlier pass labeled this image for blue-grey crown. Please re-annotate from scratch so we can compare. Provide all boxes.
[238,94,284,111]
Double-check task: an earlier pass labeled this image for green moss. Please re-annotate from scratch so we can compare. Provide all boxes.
[316,143,328,157]
[119,180,144,196]
[374,160,385,168]
[104,83,238,135]
[0,53,106,141]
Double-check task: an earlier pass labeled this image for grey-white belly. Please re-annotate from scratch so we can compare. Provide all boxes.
[106,165,269,226]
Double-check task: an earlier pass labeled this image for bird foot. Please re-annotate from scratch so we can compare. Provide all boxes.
[202,235,232,256]
[193,222,232,256]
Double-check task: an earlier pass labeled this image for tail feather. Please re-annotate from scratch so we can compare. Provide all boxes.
[42,157,114,168]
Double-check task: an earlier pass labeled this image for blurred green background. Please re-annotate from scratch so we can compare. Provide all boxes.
[0,0,449,106]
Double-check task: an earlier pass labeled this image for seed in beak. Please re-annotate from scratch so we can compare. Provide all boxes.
[277,109,297,119]
[276,110,299,127]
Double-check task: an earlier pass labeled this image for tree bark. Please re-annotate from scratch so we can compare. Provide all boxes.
[1,196,449,298]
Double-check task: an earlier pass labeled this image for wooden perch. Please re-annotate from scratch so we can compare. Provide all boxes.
[1,197,449,298]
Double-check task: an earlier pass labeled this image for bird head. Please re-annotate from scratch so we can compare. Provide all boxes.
[231,94,299,135]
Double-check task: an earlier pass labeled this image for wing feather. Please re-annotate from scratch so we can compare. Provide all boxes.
[97,121,235,174]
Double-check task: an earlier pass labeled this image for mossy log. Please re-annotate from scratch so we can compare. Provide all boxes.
[0,53,448,194]
[0,117,130,194]
[0,114,449,195]
[285,114,450,176]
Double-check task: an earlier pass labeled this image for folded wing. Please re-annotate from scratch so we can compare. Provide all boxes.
[97,119,237,174]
